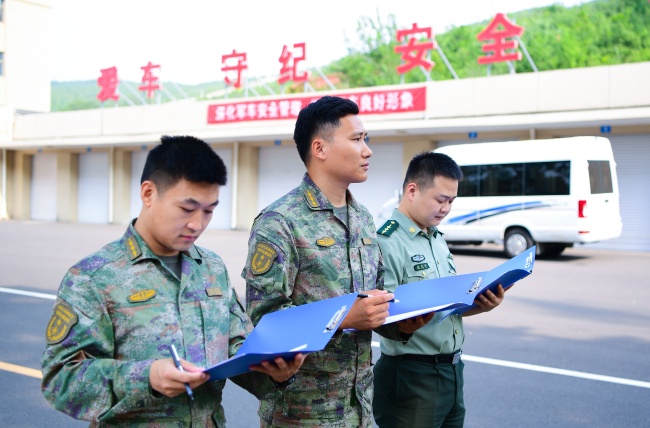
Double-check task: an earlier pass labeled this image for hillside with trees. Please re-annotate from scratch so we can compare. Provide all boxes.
[51,0,650,111]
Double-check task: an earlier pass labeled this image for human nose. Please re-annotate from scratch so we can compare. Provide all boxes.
[187,211,206,232]
[362,141,372,158]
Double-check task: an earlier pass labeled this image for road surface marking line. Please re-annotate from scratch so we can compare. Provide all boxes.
[0,287,56,300]
[371,341,650,389]
[0,361,42,379]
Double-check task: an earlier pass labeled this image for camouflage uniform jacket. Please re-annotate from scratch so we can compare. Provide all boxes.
[41,223,273,427]
[242,173,385,427]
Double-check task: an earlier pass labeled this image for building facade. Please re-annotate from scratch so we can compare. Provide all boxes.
[0,2,648,252]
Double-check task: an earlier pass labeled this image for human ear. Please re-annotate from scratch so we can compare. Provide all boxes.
[140,181,155,207]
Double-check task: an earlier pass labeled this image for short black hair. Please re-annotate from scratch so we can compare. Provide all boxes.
[403,151,463,191]
[293,96,360,165]
[141,135,227,192]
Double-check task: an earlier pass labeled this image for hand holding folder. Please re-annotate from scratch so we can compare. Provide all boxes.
[384,246,536,324]
[203,293,357,381]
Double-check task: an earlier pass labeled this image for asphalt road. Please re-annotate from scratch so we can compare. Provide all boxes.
[1,221,649,427]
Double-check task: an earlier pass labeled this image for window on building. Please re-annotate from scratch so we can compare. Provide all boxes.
[0,52,4,76]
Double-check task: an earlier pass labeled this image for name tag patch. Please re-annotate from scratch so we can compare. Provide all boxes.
[205,287,223,297]
[413,263,429,271]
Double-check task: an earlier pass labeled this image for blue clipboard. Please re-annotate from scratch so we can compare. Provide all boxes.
[442,246,535,320]
[385,246,536,324]
[203,293,357,381]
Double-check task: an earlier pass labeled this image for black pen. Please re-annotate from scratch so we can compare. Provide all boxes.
[357,293,398,303]
[169,344,194,400]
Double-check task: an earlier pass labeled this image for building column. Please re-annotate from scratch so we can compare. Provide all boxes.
[8,151,31,220]
[112,148,131,224]
[235,144,259,230]
[56,152,78,222]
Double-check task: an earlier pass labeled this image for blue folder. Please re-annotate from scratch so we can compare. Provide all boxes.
[385,246,536,324]
[204,293,357,381]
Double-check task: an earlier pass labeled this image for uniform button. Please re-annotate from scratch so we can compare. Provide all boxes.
[455,330,458,334]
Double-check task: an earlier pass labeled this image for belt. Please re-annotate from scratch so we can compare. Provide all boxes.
[384,350,462,365]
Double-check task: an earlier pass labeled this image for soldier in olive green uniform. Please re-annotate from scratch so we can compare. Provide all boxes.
[41,136,303,427]
[243,96,397,427]
[373,152,506,428]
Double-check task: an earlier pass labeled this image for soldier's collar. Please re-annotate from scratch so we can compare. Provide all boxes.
[300,173,360,212]
[124,224,203,264]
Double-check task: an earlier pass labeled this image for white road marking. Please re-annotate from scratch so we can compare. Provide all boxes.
[2,288,647,389]
[0,286,56,300]
[371,341,650,389]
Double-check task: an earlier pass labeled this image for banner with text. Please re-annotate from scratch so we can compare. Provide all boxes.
[207,86,426,124]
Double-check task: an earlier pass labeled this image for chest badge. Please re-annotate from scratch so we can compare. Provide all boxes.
[316,237,336,247]
[411,254,425,262]
[128,289,156,303]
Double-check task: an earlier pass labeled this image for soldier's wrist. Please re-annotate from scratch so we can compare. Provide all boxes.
[270,374,296,390]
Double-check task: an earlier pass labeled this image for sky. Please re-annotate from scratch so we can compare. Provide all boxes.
[50,0,590,85]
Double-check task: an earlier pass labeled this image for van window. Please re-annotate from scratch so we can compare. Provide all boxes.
[588,161,613,194]
[525,161,570,195]
[459,161,570,197]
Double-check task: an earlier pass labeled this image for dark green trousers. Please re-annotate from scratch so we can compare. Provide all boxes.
[373,354,465,428]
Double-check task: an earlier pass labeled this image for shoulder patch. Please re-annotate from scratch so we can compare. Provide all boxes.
[46,301,78,344]
[251,242,278,275]
[377,220,399,237]
[125,235,142,260]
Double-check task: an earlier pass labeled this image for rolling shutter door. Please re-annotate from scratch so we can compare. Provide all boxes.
[587,135,650,251]
[30,153,57,221]
[78,152,109,224]
[258,146,305,212]
[350,142,403,227]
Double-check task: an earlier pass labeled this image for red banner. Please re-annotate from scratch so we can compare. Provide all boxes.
[207,87,426,124]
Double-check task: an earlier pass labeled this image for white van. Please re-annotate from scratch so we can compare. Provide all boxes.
[380,136,623,257]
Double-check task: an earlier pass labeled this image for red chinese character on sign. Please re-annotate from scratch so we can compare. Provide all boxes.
[278,43,310,84]
[138,62,161,99]
[394,23,436,75]
[222,50,248,89]
[97,67,119,103]
[476,13,525,64]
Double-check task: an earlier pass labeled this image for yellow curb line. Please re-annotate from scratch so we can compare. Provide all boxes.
[0,361,42,379]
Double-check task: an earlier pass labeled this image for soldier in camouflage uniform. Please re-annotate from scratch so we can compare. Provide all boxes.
[372,152,506,428]
[242,96,400,427]
[41,135,304,427]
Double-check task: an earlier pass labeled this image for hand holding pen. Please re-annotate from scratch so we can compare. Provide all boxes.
[337,289,395,331]
[148,345,208,399]
[170,344,195,400]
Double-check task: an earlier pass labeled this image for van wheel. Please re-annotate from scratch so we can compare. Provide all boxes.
[504,228,534,258]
